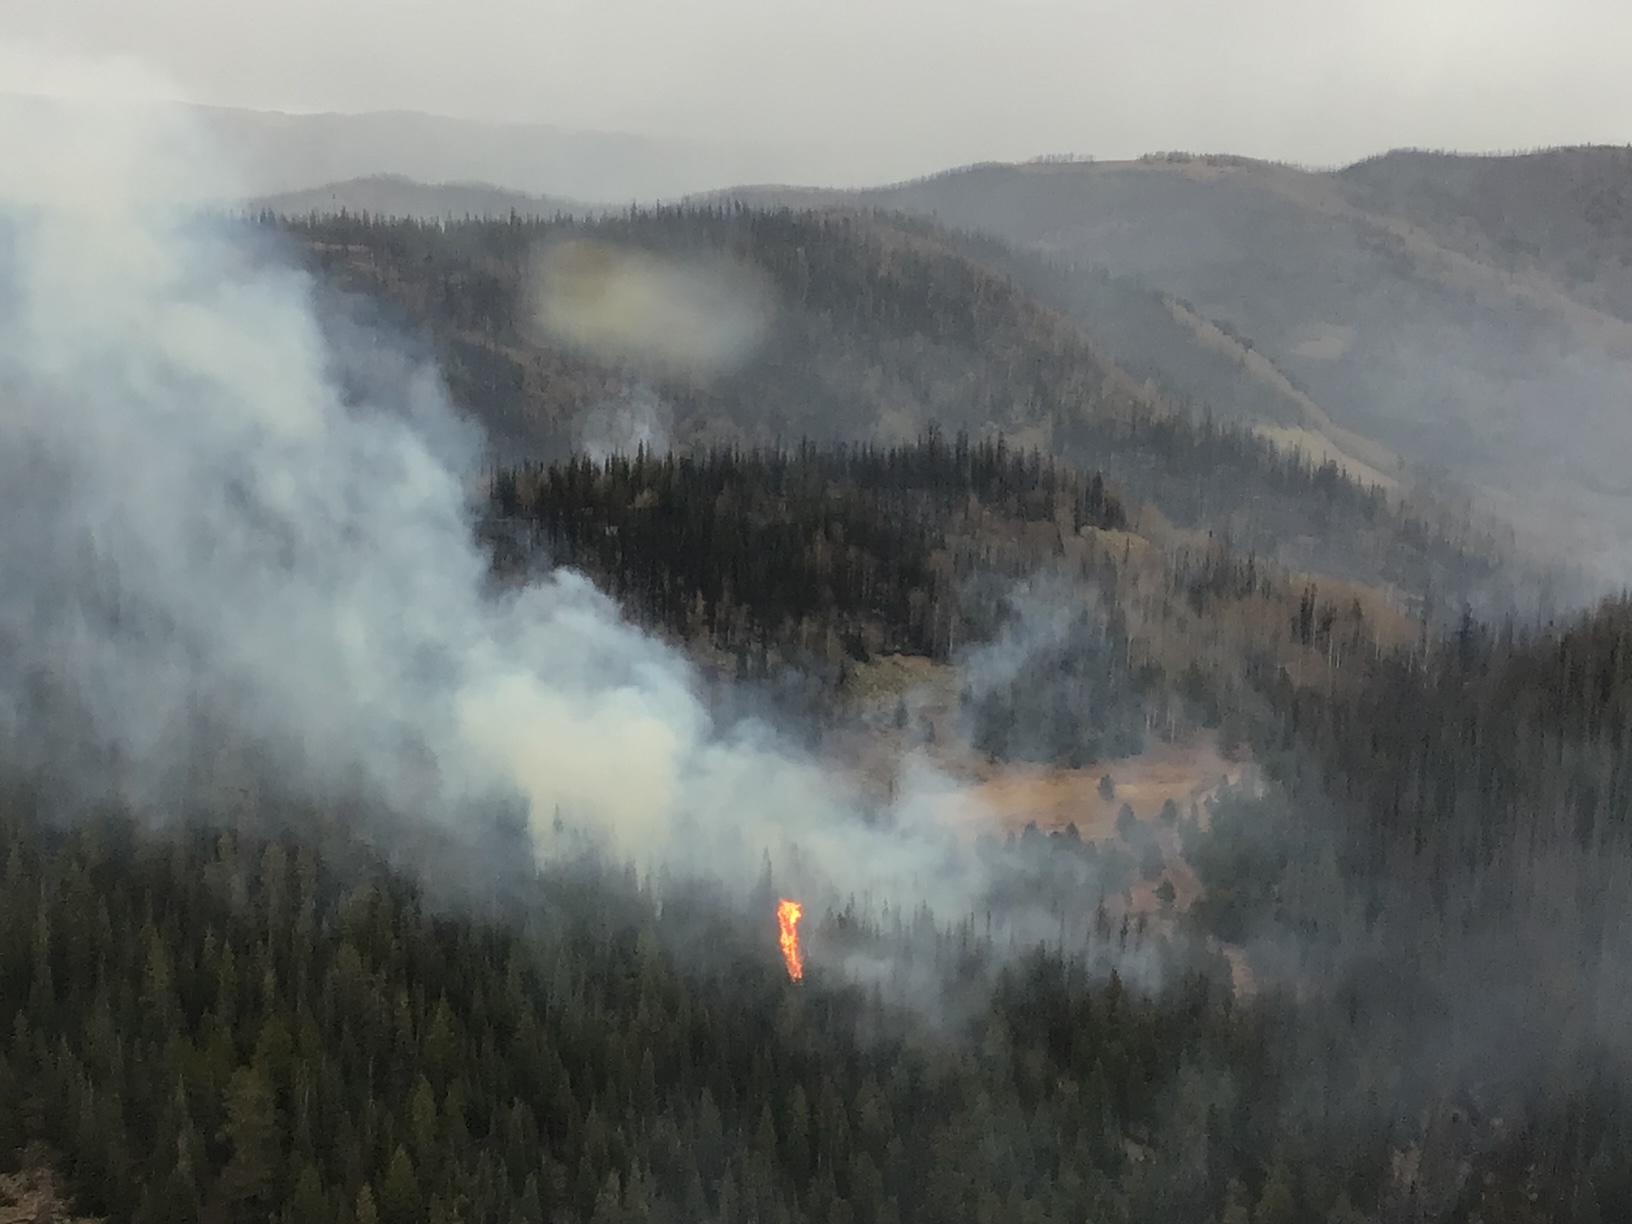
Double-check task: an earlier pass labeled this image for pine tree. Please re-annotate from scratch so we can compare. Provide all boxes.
[380,1146,421,1224]
[354,1182,380,1224]
[217,1066,281,1219]
[1254,1163,1297,1224]
[289,1162,328,1224]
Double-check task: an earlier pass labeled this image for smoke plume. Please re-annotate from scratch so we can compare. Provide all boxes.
[574,384,674,461]
[0,61,1002,957]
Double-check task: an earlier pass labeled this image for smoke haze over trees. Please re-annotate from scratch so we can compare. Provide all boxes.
[6,60,1632,1224]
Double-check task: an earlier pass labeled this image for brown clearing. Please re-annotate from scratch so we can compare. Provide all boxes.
[964,737,1242,840]
[0,1153,98,1224]
[838,655,1260,989]
[965,737,1248,919]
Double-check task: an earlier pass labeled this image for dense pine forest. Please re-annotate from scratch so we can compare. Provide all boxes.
[482,434,1326,766]
[7,424,1632,1222]
[0,784,1349,1224]
[488,431,1126,658]
[5,185,1629,1224]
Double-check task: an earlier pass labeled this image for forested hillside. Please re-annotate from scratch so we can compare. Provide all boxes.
[489,433,1127,661]
[269,206,1504,605]
[486,432,1632,1224]
[7,432,1632,1223]
[7,177,1628,1224]
[482,434,1415,766]
[824,151,1632,583]
[1338,146,1632,321]
[257,175,592,224]
[885,223,1408,487]
[258,148,1632,588]
[0,784,1274,1224]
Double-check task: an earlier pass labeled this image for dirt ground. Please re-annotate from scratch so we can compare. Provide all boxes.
[963,738,1245,917]
[838,654,1253,906]
[836,654,1260,988]
[963,738,1240,838]
[0,1153,98,1224]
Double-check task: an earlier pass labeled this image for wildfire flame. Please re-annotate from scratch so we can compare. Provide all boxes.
[777,898,805,981]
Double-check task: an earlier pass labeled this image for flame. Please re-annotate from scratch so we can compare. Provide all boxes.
[777,899,805,981]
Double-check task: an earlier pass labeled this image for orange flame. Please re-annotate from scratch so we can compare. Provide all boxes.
[777,898,805,981]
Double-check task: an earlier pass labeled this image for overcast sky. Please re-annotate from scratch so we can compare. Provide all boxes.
[7,0,1632,184]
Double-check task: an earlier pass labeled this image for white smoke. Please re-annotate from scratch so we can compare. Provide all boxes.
[956,574,1099,701]
[0,57,992,935]
[574,384,674,461]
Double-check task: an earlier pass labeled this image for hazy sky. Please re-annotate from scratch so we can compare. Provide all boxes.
[8,0,1632,183]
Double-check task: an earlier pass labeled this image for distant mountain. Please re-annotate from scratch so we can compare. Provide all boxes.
[273,206,1505,604]
[253,152,1632,582]
[1339,146,1632,321]
[256,175,594,221]
[802,150,1632,583]
[253,145,1632,589]
[253,175,1408,491]
[0,94,796,202]
[866,219,1408,491]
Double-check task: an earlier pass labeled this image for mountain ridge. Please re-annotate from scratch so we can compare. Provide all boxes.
[255,173,595,220]
[274,204,1511,608]
[0,92,793,201]
[260,145,1632,586]
[833,150,1632,584]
